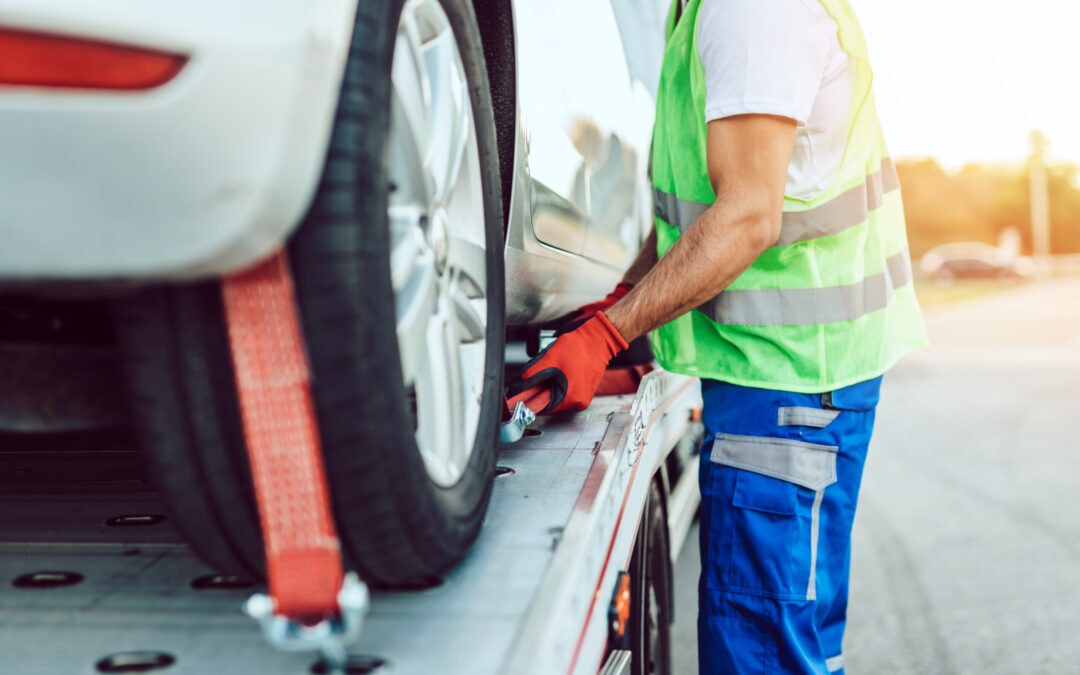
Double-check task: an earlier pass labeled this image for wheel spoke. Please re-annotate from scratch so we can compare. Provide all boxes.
[446,231,487,345]
[392,8,434,202]
[388,203,427,291]
[449,276,486,345]
[388,93,430,207]
[422,28,471,205]
[415,294,465,484]
[394,234,437,387]
[454,340,486,471]
[446,233,487,297]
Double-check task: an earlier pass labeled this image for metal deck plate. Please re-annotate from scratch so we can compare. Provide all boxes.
[0,396,639,675]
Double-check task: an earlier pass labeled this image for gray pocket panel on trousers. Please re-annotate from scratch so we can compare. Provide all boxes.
[777,406,840,429]
[709,433,838,491]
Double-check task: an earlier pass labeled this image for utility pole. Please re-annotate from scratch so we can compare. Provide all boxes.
[1028,130,1051,276]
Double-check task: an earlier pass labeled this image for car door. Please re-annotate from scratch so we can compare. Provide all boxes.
[513,0,666,270]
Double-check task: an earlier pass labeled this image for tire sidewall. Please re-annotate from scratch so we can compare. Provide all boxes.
[427,0,506,515]
[631,481,673,675]
[288,0,504,583]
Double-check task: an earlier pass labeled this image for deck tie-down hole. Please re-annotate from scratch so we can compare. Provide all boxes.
[311,655,386,674]
[494,466,515,477]
[106,514,166,527]
[190,574,256,590]
[522,428,542,438]
[12,571,84,588]
[548,526,565,550]
[96,651,175,673]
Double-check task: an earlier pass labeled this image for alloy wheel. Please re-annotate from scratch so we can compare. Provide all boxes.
[387,0,488,488]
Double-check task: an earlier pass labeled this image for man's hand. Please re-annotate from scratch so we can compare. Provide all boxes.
[507,312,628,414]
[551,281,633,336]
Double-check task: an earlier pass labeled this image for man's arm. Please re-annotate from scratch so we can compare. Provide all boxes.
[604,113,796,342]
[620,227,658,286]
[506,114,796,415]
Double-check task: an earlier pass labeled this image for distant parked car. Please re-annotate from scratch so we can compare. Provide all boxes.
[920,242,1028,281]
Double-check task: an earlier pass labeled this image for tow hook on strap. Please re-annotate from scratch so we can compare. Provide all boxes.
[500,400,537,443]
[244,572,370,670]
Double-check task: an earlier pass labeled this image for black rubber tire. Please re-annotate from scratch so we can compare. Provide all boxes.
[289,0,505,585]
[115,0,505,587]
[631,480,674,675]
[113,285,266,578]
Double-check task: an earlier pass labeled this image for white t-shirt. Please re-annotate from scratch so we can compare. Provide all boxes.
[696,0,855,200]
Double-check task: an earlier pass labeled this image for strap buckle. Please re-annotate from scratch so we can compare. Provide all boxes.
[244,572,370,669]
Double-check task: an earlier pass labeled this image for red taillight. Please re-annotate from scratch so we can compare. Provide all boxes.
[0,26,187,90]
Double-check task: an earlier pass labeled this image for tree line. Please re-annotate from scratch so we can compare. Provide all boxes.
[897,158,1080,258]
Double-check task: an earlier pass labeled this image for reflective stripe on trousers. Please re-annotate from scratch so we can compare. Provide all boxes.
[698,376,882,675]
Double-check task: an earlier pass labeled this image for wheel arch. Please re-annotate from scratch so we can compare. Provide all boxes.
[471,0,517,229]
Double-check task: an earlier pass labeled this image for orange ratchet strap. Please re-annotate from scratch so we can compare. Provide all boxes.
[220,251,344,622]
[596,364,654,396]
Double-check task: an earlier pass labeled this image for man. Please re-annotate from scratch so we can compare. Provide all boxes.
[507,0,927,672]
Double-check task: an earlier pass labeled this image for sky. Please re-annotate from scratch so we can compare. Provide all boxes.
[854,1,1080,168]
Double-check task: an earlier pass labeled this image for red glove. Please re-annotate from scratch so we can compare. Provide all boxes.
[508,312,629,415]
[552,281,633,336]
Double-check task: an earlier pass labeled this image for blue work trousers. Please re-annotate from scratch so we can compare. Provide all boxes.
[698,376,882,675]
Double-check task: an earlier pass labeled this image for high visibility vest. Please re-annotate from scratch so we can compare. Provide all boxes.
[650,0,928,393]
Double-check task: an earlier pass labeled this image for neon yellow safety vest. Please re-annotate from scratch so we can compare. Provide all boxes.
[650,0,928,393]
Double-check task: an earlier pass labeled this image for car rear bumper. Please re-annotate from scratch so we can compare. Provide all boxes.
[0,0,358,281]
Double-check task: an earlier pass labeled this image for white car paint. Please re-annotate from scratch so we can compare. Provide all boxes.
[0,0,357,280]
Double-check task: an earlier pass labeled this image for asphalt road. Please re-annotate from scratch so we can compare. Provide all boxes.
[671,278,1080,674]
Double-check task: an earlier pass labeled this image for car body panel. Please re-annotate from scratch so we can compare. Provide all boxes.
[0,0,357,280]
[503,0,664,324]
[513,0,656,268]
[504,127,621,325]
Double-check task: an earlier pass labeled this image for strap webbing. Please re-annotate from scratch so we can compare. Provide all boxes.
[221,251,343,622]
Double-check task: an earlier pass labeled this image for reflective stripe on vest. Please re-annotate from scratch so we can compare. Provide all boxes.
[697,247,913,326]
[654,158,900,246]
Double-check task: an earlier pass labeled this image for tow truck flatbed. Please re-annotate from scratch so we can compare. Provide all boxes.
[0,371,702,675]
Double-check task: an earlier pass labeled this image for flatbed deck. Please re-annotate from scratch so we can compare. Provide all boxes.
[0,371,702,675]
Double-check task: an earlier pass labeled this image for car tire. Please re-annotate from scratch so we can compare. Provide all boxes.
[115,0,505,587]
[292,0,505,586]
[630,480,674,675]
